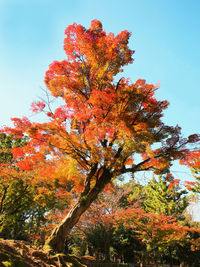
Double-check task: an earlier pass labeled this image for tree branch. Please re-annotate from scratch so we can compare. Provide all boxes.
[81,163,98,197]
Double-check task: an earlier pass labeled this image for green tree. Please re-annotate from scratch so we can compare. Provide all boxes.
[112,223,144,264]
[0,133,34,240]
[143,176,188,219]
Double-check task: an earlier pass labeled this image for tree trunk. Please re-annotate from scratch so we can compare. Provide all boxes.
[88,245,93,256]
[104,244,110,262]
[44,167,112,253]
[169,246,173,267]
[104,227,113,262]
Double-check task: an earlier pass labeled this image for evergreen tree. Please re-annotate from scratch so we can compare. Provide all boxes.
[143,176,188,219]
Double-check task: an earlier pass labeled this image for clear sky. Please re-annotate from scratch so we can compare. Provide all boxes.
[0,0,200,218]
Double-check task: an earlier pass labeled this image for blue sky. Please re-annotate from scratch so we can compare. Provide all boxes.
[0,0,200,132]
[0,1,200,217]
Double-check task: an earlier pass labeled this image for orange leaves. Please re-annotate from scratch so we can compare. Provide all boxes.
[113,204,193,247]
[141,151,170,173]
[180,150,200,171]
[90,19,103,32]
[183,181,196,191]
[135,79,146,86]
[38,163,56,181]
[63,23,88,62]
[124,158,134,165]
[52,157,86,192]
[11,146,25,158]
[15,158,34,171]
[11,117,31,130]
[168,179,180,189]
[62,20,133,83]
[15,153,46,171]
[184,149,200,193]
[134,122,148,132]
[193,161,200,168]
[38,20,200,182]
[48,60,69,76]
[89,89,117,117]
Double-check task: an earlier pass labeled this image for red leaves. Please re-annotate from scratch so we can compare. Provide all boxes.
[62,19,133,81]
[185,181,196,185]
[3,117,31,138]
[11,117,31,130]
[16,158,34,171]
[183,181,196,191]
[15,152,46,171]
[193,161,200,168]
[11,147,25,158]
[124,158,134,165]
[113,203,197,247]
[180,151,200,167]
[54,105,73,121]
[168,179,180,189]
[31,102,46,113]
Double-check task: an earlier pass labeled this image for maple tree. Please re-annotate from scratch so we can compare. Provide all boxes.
[0,133,72,244]
[113,204,200,266]
[181,151,200,193]
[72,185,128,261]
[2,19,200,253]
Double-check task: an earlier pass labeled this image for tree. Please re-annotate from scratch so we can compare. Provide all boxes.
[72,185,129,261]
[70,184,144,263]
[0,133,33,240]
[112,223,144,264]
[142,176,190,266]
[0,133,71,243]
[180,151,200,193]
[2,19,199,253]
[143,176,188,219]
[113,203,200,266]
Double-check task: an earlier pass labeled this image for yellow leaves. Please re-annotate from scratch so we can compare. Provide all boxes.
[145,145,156,158]
[82,75,90,87]
[71,118,79,131]
[134,122,147,132]
[54,157,81,184]
[95,61,110,80]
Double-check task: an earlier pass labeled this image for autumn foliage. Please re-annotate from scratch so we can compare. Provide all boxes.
[1,19,200,256]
